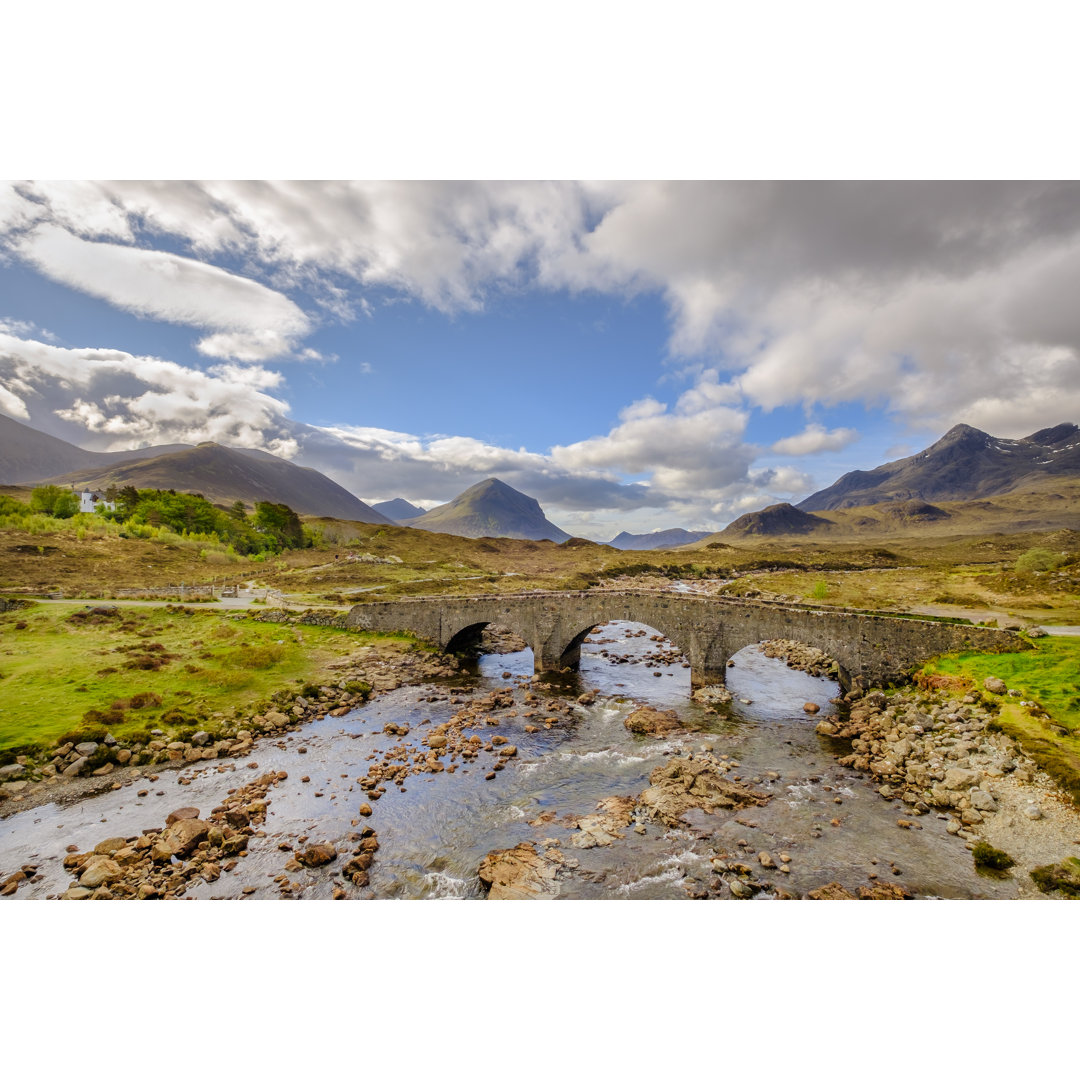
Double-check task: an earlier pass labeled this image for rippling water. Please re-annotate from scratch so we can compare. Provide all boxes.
[0,621,1021,899]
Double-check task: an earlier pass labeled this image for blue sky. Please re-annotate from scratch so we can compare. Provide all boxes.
[2,181,1079,539]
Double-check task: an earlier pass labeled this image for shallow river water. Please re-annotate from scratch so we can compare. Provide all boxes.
[0,621,1022,899]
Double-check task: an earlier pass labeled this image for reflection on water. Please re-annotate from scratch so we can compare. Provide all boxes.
[0,621,1019,900]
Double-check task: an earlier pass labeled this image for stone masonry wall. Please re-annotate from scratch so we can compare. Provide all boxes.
[346,590,1027,690]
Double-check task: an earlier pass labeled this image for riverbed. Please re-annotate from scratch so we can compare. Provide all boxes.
[0,621,1044,899]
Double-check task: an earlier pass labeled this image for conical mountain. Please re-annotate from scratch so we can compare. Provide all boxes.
[406,478,571,541]
[371,498,425,522]
[608,528,713,550]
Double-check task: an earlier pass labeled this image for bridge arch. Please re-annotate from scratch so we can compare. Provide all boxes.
[443,615,537,659]
[544,616,697,676]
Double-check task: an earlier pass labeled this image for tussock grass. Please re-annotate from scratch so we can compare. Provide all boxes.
[0,603,410,757]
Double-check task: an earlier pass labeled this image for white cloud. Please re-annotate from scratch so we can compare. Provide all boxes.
[8,180,1080,435]
[15,224,310,361]
[770,423,859,456]
[0,331,294,449]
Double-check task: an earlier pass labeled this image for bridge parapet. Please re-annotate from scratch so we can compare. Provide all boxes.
[345,590,1028,691]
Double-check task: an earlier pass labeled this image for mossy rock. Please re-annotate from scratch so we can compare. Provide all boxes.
[1030,857,1080,897]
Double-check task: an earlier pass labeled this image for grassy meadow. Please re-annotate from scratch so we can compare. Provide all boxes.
[921,636,1080,800]
[0,602,413,757]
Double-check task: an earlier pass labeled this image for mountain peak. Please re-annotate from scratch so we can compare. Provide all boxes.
[406,477,570,541]
[799,421,1080,510]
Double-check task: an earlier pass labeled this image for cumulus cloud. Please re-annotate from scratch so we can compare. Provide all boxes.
[770,423,859,456]
[0,331,295,450]
[7,180,1080,434]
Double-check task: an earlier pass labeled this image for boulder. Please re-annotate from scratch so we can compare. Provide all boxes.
[92,837,128,856]
[567,797,635,848]
[691,685,733,709]
[637,756,770,826]
[983,677,1007,695]
[165,806,201,826]
[79,857,123,889]
[806,882,857,900]
[478,842,565,900]
[858,882,911,899]
[943,768,980,791]
[75,742,99,757]
[624,706,684,737]
[164,817,210,857]
[296,843,337,868]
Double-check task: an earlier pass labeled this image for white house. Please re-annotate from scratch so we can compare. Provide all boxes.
[79,490,116,514]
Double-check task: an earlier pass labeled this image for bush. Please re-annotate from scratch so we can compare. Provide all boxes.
[1015,548,1064,576]
[1030,858,1080,897]
[972,842,1015,871]
[808,580,829,600]
[30,485,80,518]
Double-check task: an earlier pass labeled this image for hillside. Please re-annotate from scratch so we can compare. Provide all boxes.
[41,442,394,523]
[799,422,1080,510]
[371,498,424,522]
[688,480,1080,546]
[0,413,190,483]
[608,528,712,550]
[406,477,571,541]
[717,502,833,539]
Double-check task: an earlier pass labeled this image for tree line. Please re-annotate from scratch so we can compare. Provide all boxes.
[11,485,310,554]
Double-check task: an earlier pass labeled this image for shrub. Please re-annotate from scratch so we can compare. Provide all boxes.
[82,705,127,727]
[1015,548,1064,576]
[972,842,1015,871]
[127,691,162,709]
[808,580,829,600]
[1030,858,1080,897]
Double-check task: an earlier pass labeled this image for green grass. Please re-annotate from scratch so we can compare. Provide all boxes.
[0,603,413,758]
[922,636,1080,801]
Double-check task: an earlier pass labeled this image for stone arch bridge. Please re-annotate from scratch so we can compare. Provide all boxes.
[345,590,1025,692]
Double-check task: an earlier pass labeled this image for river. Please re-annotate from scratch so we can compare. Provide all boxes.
[0,621,1024,899]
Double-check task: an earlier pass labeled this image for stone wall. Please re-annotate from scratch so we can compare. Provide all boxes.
[346,590,1029,690]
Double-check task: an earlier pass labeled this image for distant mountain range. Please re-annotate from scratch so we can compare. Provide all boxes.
[608,528,712,550]
[0,416,393,523]
[0,413,191,483]
[402,477,571,541]
[685,421,1080,543]
[799,422,1080,510]
[371,498,425,522]
[5,413,1077,542]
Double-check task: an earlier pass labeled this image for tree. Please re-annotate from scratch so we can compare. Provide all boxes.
[229,500,248,521]
[52,490,80,518]
[29,485,65,514]
[253,501,306,549]
[116,486,140,516]
[29,486,80,518]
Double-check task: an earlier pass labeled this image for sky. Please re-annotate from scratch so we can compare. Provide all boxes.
[3,179,1080,540]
